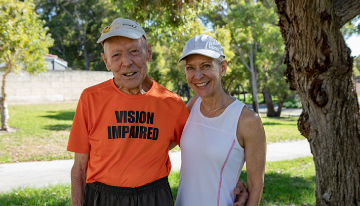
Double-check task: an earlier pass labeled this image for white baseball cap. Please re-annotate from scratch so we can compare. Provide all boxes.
[97,18,146,44]
[178,34,225,62]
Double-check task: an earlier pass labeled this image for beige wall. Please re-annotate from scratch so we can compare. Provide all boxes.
[0,70,113,104]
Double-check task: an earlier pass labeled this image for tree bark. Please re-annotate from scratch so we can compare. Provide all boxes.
[263,90,286,117]
[1,61,11,132]
[250,70,259,113]
[275,0,360,205]
[263,90,276,117]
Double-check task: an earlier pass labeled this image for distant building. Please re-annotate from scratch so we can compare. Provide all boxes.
[0,54,68,71]
[45,54,68,71]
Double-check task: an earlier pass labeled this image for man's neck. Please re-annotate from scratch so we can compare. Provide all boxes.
[118,76,153,95]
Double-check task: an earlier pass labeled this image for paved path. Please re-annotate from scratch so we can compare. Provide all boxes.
[1,140,312,193]
[247,104,303,116]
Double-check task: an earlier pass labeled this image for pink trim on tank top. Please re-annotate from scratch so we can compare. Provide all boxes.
[217,139,236,206]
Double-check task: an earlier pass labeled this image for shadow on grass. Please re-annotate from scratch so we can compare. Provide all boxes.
[41,111,75,121]
[240,171,316,206]
[262,122,284,126]
[43,124,72,131]
[266,116,299,121]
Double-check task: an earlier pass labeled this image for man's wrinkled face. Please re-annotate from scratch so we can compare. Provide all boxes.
[101,36,152,92]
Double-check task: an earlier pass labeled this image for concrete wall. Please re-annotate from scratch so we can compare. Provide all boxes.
[0,70,113,104]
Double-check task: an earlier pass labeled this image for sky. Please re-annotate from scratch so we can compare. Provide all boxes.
[346,34,360,57]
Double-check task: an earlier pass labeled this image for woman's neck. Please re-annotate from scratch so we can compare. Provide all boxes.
[201,90,232,115]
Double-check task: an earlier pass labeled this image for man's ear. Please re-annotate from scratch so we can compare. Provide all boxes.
[101,52,111,71]
[146,43,152,62]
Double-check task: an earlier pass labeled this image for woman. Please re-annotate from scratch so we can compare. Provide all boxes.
[175,35,266,206]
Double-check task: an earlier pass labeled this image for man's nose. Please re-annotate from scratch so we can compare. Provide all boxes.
[120,52,133,67]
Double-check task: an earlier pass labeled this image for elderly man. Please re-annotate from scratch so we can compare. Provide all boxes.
[68,18,248,206]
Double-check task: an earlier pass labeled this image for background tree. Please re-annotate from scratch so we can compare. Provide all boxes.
[275,0,360,204]
[0,0,53,131]
[36,0,116,70]
[205,0,290,116]
[354,55,360,78]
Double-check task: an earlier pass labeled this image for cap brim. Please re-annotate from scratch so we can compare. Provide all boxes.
[178,49,221,63]
[97,29,144,43]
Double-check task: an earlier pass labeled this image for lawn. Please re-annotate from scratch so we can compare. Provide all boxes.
[261,116,303,143]
[0,157,315,206]
[0,103,304,163]
[0,103,77,163]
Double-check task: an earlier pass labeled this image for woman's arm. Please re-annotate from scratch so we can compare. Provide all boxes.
[237,107,266,206]
[186,94,199,112]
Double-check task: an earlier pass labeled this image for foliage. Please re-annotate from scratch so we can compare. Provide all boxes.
[0,157,315,206]
[283,99,302,109]
[204,0,290,114]
[353,55,360,77]
[35,0,117,70]
[0,0,53,73]
[341,15,360,39]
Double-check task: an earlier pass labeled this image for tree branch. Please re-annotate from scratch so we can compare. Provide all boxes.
[334,0,360,27]
[259,0,271,9]
[234,46,251,72]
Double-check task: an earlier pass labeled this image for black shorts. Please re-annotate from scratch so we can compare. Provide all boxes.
[84,176,174,206]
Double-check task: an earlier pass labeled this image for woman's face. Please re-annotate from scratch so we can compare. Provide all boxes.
[184,54,227,98]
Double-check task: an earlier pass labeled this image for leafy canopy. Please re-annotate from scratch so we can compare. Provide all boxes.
[0,0,53,73]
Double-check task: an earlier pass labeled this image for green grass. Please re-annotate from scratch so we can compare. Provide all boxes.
[249,157,316,205]
[0,157,315,206]
[236,93,267,105]
[0,103,77,163]
[261,116,304,143]
[0,184,71,206]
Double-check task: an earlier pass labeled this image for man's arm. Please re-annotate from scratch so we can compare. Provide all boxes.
[71,152,89,206]
[234,179,249,206]
[168,141,178,150]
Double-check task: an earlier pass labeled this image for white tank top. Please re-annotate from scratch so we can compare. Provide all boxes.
[175,97,246,206]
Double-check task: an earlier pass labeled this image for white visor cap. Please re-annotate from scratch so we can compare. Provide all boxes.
[178,34,225,62]
[97,18,146,44]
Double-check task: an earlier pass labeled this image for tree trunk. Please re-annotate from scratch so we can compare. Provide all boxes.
[1,61,11,132]
[84,44,89,71]
[251,71,259,113]
[263,90,277,117]
[275,93,287,117]
[275,0,360,205]
[235,44,259,113]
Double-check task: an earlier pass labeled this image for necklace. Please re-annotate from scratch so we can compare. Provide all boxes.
[203,95,231,114]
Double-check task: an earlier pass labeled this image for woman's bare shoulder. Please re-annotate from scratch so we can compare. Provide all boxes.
[239,106,262,124]
[186,95,200,112]
[237,106,264,141]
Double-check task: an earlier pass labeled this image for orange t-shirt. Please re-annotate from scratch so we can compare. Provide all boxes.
[67,79,189,188]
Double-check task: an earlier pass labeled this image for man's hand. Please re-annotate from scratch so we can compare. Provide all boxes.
[234,179,249,206]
